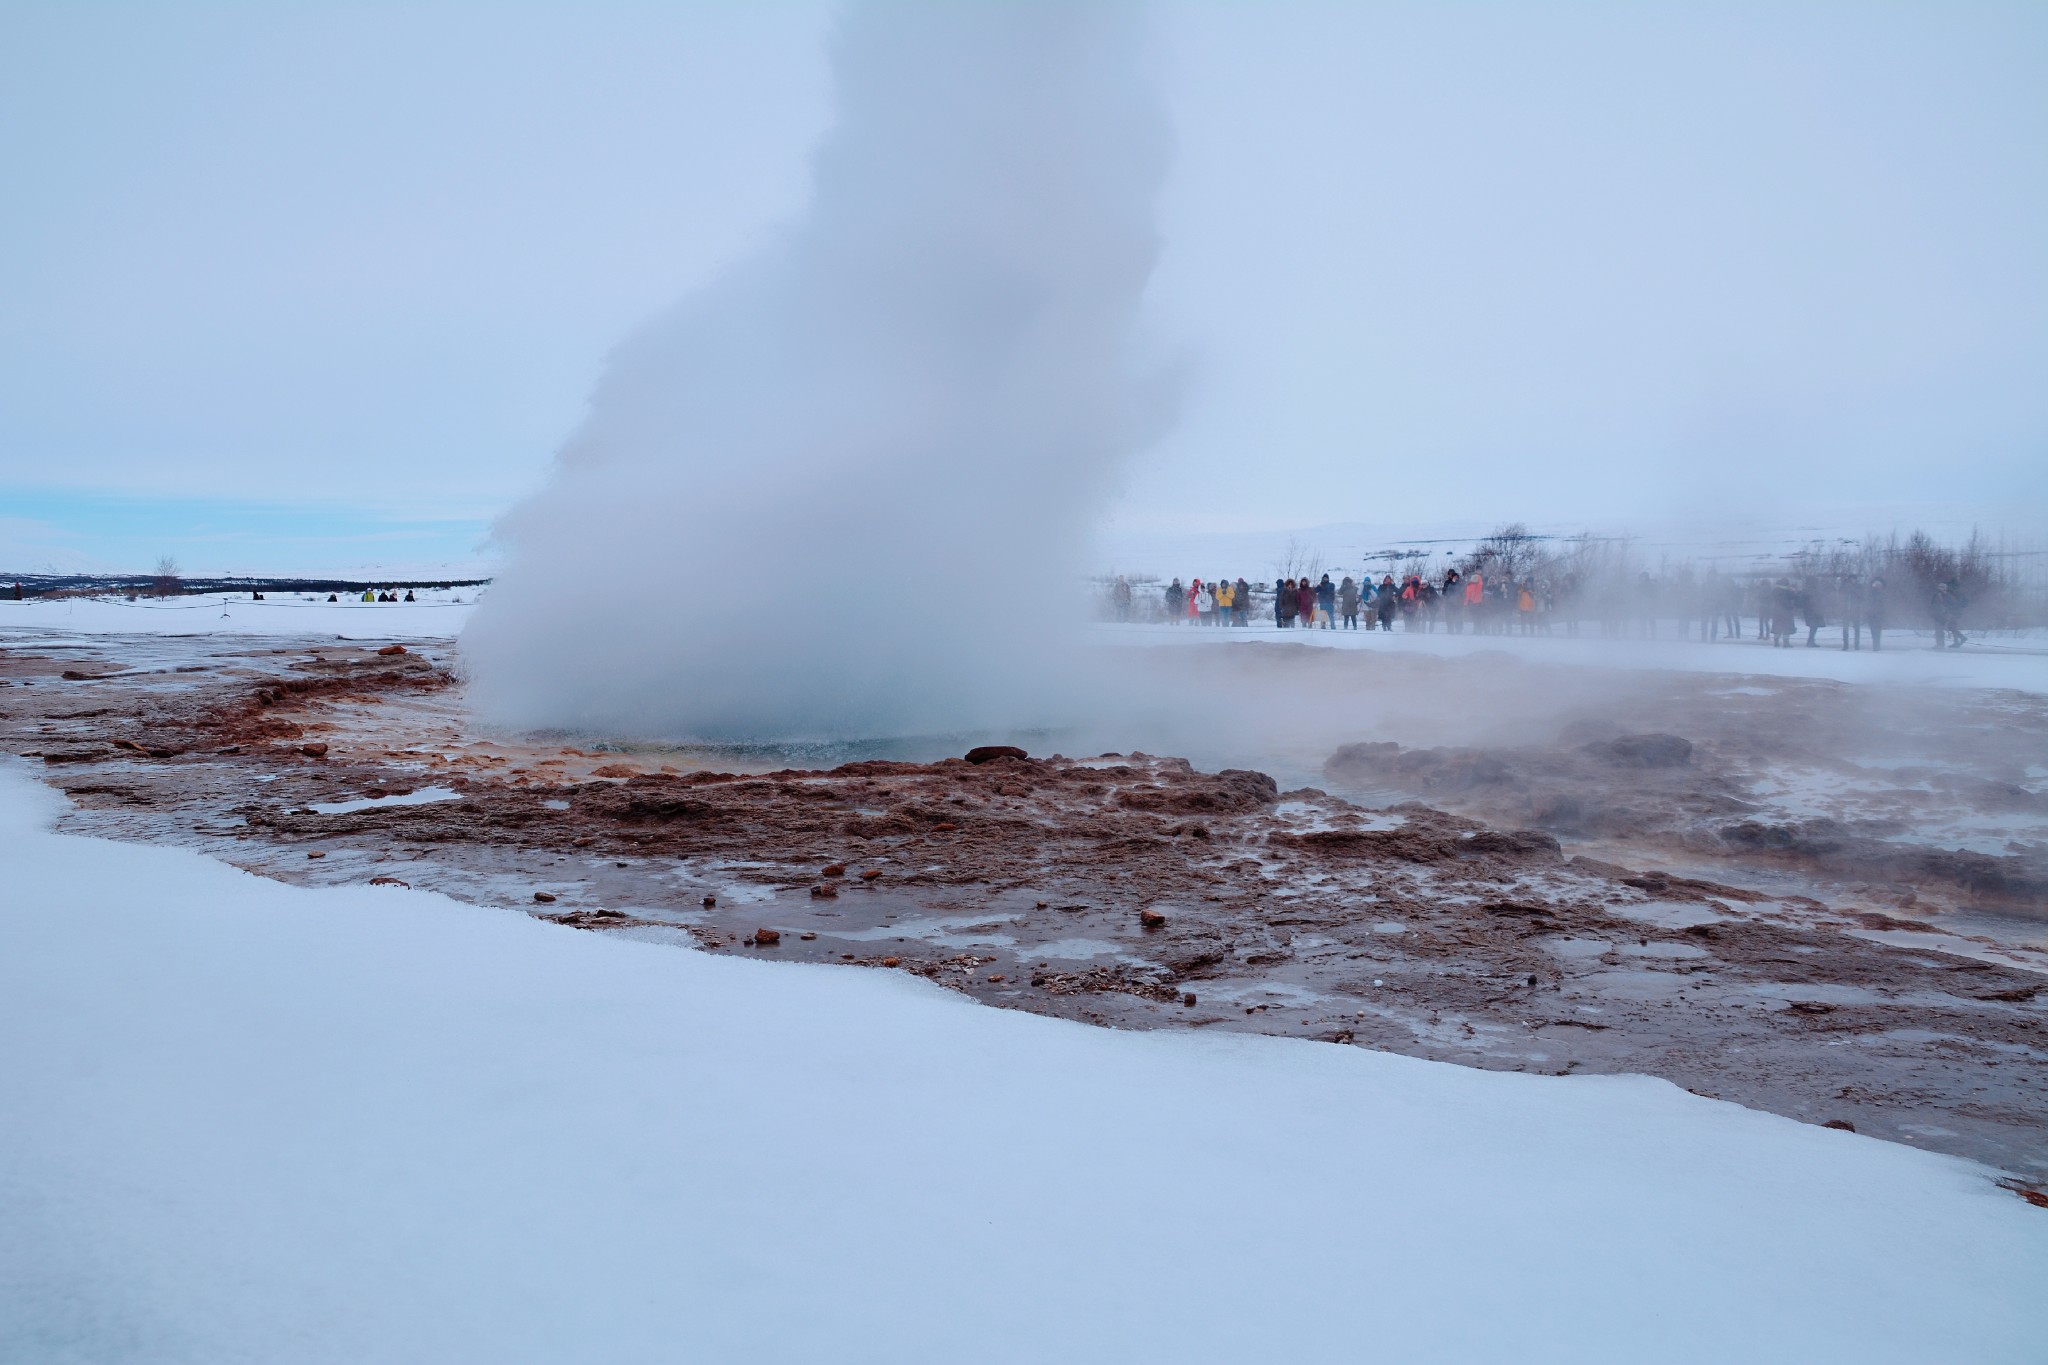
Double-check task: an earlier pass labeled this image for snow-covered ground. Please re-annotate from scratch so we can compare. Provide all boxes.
[2,764,2043,1363]
[1096,620,2048,690]
[0,589,479,641]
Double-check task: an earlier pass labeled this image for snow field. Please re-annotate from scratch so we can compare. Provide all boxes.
[0,590,478,641]
[0,765,2043,1363]
[1095,619,2048,690]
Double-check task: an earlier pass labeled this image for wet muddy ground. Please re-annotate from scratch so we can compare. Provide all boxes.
[3,627,2045,1187]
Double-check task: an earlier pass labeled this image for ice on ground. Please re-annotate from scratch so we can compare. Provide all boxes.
[306,785,462,815]
[0,763,2044,1363]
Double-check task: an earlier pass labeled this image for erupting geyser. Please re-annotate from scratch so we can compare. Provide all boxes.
[465,2,1175,741]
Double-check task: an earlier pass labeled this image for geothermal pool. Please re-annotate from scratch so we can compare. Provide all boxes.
[3,614,2045,1184]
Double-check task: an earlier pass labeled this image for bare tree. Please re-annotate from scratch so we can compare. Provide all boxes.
[151,555,182,598]
[1272,534,1326,584]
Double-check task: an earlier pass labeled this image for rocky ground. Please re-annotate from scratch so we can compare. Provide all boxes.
[3,628,2044,1191]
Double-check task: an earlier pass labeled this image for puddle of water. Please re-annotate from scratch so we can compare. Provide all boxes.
[1740,982,1882,1005]
[308,785,461,815]
[1621,942,1709,960]
[1032,937,1128,960]
[1606,900,1727,930]
[819,915,1020,948]
[1544,937,1615,959]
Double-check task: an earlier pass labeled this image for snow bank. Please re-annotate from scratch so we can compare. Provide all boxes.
[0,764,2041,1363]
[0,591,475,641]
[1099,620,2048,692]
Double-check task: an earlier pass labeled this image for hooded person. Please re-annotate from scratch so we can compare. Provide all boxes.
[1338,576,1360,628]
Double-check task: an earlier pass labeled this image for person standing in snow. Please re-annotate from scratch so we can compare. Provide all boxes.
[1768,579,1798,647]
[1111,575,1133,622]
[1315,574,1336,629]
[1233,578,1251,626]
[1164,578,1184,624]
[1861,576,1888,651]
[1932,579,1967,649]
[1276,579,1296,628]
[1376,575,1399,631]
[1338,576,1360,629]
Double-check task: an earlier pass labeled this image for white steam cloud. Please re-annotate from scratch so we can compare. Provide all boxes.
[464,3,1173,742]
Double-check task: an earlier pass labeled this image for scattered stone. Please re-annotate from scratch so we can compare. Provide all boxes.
[1823,1119,1857,1133]
[754,928,781,946]
[822,863,846,877]
[306,851,325,859]
[702,894,717,908]
[988,974,1004,983]
[299,742,329,759]
[533,891,556,903]
[799,932,816,941]
[964,745,1029,765]
[1787,1000,1835,1015]
[882,956,901,968]
[933,821,958,832]
[1139,908,1168,930]
[810,882,839,899]
[1182,993,1197,1007]
[376,644,408,657]
[860,869,883,881]
[369,875,410,888]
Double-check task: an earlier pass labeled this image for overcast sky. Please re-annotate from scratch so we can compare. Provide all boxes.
[3,1,2043,572]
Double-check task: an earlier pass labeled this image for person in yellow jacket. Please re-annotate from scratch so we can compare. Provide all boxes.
[361,589,375,602]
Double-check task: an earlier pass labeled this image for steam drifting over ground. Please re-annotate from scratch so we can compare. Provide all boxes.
[465,3,1173,743]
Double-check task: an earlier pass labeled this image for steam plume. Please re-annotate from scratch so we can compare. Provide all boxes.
[464,3,1173,742]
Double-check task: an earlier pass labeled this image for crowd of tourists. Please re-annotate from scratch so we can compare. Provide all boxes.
[1105,567,1976,650]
